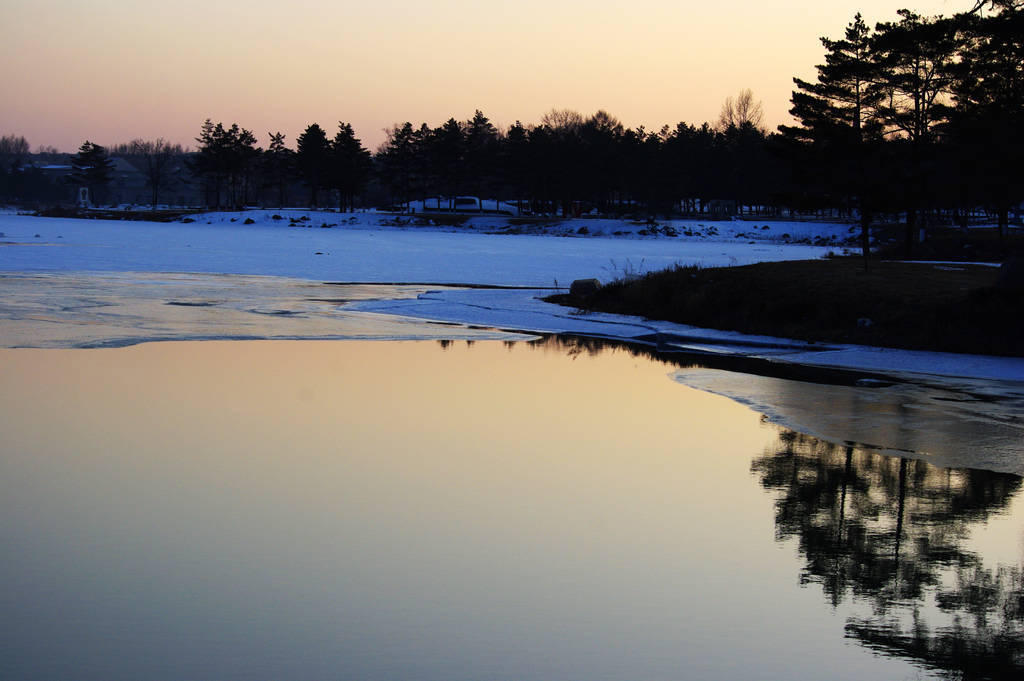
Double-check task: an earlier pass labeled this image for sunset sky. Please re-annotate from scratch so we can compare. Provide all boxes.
[4,0,962,153]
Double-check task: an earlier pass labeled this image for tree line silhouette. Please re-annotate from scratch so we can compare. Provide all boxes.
[2,0,1021,254]
[780,0,1024,258]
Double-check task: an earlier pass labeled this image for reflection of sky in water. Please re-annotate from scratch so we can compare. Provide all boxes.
[1,340,1020,681]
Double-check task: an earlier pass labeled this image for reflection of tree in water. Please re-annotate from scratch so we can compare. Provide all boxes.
[526,334,1024,677]
[753,432,1024,680]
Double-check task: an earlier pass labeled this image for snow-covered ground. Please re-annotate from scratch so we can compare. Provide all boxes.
[0,209,844,285]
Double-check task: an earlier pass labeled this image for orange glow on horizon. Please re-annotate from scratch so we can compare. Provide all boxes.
[3,0,962,152]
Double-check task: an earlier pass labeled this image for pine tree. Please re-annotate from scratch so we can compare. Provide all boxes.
[296,123,330,207]
[948,0,1024,240]
[464,110,499,209]
[190,121,258,209]
[378,122,417,210]
[779,14,883,266]
[262,132,294,208]
[432,118,465,210]
[870,10,958,252]
[69,140,115,206]
[329,122,372,212]
[503,121,531,214]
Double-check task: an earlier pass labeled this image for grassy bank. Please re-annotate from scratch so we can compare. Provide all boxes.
[549,259,1024,357]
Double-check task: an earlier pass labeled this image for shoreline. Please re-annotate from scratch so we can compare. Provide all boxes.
[2,269,1021,474]
[4,268,1022,386]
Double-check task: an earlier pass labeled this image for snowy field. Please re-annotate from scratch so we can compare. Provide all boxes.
[0,209,843,285]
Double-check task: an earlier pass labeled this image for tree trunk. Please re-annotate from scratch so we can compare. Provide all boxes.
[893,457,908,589]
[904,209,917,258]
[860,205,871,272]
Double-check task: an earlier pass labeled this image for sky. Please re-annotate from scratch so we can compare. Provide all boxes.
[3,0,964,153]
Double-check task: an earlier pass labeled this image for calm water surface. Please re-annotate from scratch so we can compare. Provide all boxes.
[1,339,1021,680]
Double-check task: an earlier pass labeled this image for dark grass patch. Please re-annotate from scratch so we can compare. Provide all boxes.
[549,258,1023,356]
[873,225,1024,262]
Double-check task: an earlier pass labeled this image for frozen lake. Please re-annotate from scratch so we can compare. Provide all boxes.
[1,339,1022,681]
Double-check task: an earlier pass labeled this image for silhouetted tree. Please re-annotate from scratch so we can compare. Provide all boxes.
[718,88,765,132]
[871,10,958,252]
[430,118,466,209]
[191,120,260,209]
[947,0,1024,241]
[261,132,294,208]
[779,13,884,266]
[580,110,625,210]
[464,110,499,209]
[329,122,372,212]
[115,138,181,208]
[377,122,417,210]
[69,140,115,205]
[0,134,31,201]
[296,123,331,207]
[503,121,531,213]
[0,134,30,171]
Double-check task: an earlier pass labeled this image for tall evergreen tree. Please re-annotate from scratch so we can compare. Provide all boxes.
[464,110,499,209]
[411,123,436,203]
[69,140,115,205]
[378,122,417,210]
[779,13,883,265]
[503,121,531,213]
[948,0,1024,240]
[262,132,294,208]
[296,123,331,207]
[191,119,223,207]
[431,118,465,209]
[329,122,372,212]
[871,10,958,251]
[191,120,260,209]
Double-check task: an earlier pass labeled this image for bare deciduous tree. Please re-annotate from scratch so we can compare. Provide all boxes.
[0,135,31,170]
[540,108,584,133]
[119,138,179,208]
[717,89,765,131]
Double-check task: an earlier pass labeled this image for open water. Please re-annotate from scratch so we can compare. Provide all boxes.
[1,338,1021,680]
